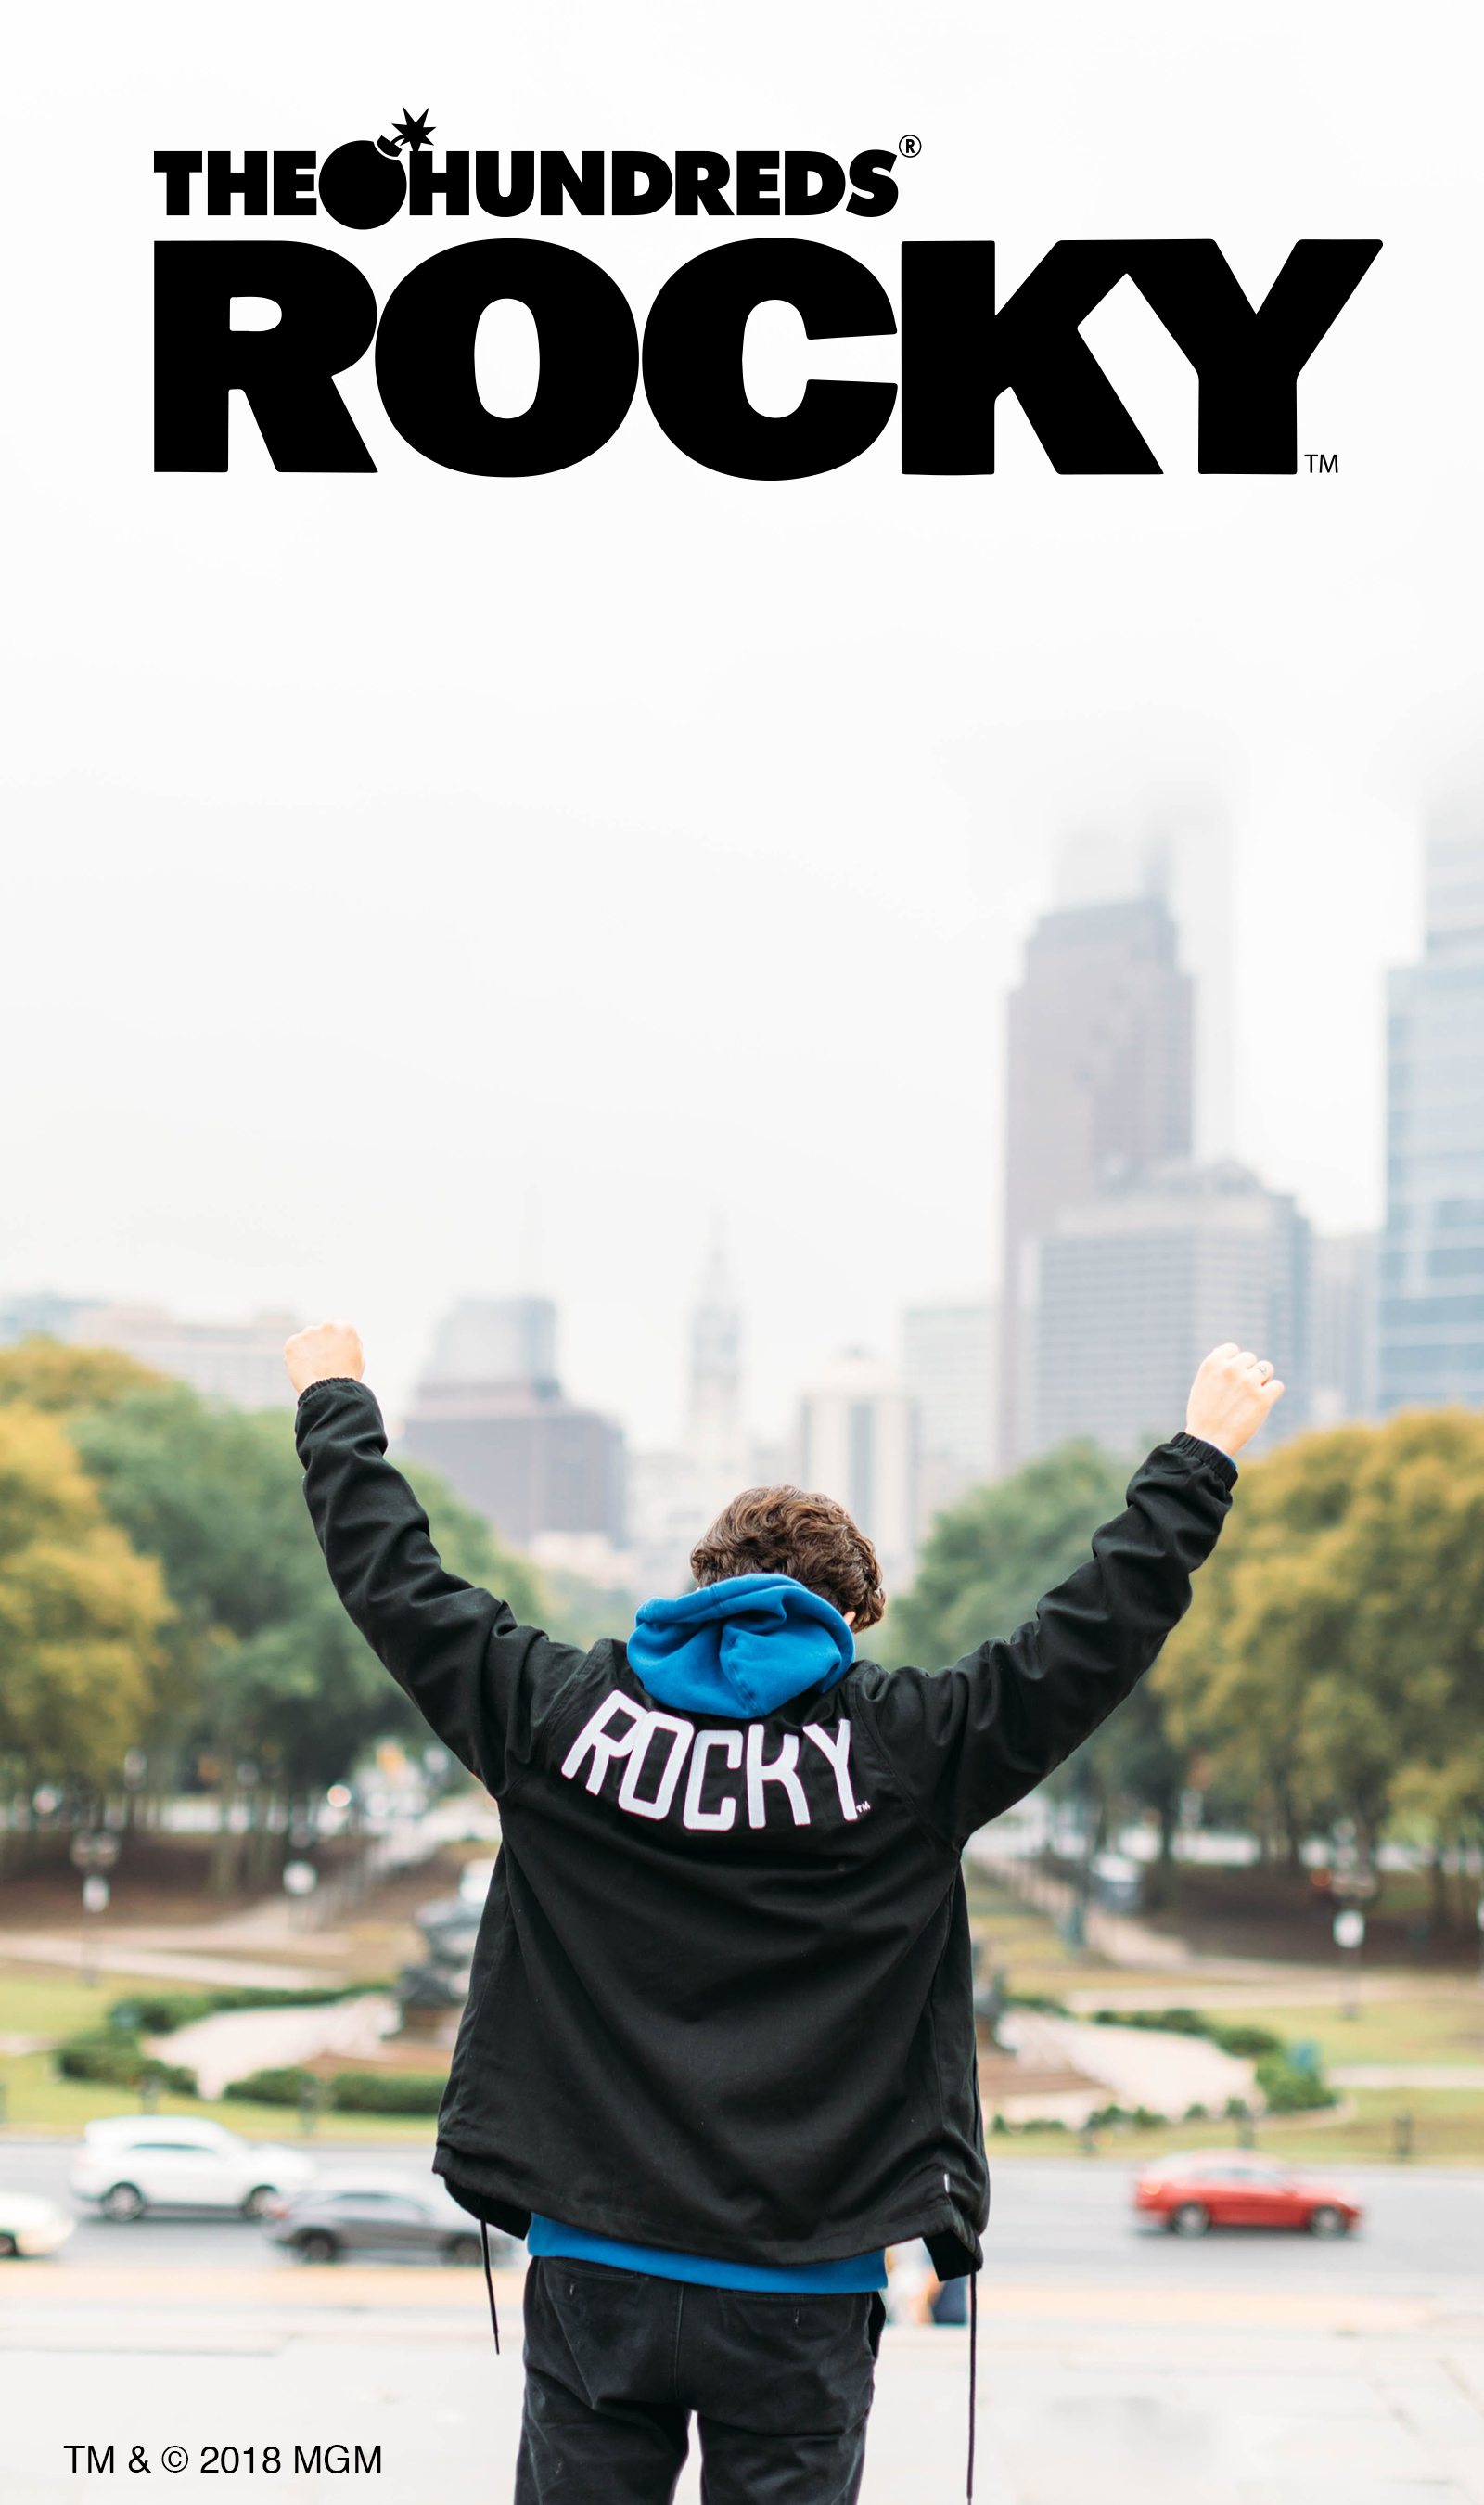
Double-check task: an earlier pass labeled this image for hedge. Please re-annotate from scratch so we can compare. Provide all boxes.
[1254,2054,1338,2113]
[1089,2006,1286,2058]
[222,2067,317,2108]
[222,2067,449,2117]
[104,1984,390,2036]
[326,2071,446,2115]
[56,2029,197,2096]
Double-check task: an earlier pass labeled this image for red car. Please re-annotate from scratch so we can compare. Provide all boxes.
[1133,2151,1362,2238]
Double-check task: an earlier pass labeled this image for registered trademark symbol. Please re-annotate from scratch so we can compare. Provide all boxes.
[899,134,922,158]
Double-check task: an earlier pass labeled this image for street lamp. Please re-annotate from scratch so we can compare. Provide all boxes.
[70,1831,121,1985]
[282,1858,319,1932]
[1333,1906,1366,2020]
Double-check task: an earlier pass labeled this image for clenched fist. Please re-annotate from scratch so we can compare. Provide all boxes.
[1186,1342,1285,1458]
[284,1320,365,1397]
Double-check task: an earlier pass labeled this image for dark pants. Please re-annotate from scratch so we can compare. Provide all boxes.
[515,2256,887,2505]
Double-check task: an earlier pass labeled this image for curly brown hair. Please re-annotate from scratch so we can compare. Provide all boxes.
[690,1485,886,1632]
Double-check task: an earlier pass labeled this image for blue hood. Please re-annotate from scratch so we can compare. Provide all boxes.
[627,1574,855,1718]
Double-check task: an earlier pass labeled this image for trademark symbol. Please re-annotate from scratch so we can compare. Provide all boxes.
[898,134,921,158]
[1305,452,1338,473]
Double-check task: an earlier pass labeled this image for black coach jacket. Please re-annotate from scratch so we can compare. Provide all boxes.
[295,1378,1235,2278]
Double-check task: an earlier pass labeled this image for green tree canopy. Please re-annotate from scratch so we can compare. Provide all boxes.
[881,1442,1196,1856]
[1159,1410,1484,1875]
[69,1382,548,1793]
[0,1400,173,1787]
[882,1442,1130,1671]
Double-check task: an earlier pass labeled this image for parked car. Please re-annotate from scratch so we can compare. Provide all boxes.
[1133,2151,1362,2238]
[70,2117,318,2221]
[0,2192,75,2258]
[266,2177,497,2265]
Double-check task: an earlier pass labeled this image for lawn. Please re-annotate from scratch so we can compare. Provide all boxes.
[1176,1995,1484,2070]
[0,1968,177,2042]
[0,2046,441,2139]
[987,2087,1484,2168]
[0,1960,444,2141]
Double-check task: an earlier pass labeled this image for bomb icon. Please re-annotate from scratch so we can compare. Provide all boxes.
[318,108,434,229]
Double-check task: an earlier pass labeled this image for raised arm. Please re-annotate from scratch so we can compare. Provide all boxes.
[288,1323,584,1794]
[861,1345,1283,1848]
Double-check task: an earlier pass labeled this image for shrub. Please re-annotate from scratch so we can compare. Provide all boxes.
[1209,2023,1284,2059]
[1255,2055,1337,2113]
[56,2029,197,2096]
[222,2067,317,2108]
[327,2071,446,2116]
[1092,2007,1208,2036]
[107,1985,386,2036]
[1004,1992,1070,2016]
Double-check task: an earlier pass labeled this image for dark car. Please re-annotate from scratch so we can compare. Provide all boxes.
[265,2177,500,2265]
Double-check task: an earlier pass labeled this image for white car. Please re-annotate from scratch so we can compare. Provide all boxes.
[0,2192,75,2258]
[70,2118,318,2221]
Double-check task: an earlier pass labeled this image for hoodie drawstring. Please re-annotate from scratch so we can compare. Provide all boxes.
[966,2267,978,2501]
[480,2220,501,2354]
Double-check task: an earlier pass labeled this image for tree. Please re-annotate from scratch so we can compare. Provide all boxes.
[0,1400,173,1798]
[881,1444,1190,1860]
[1158,1411,1484,1911]
[70,1383,548,1809]
[0,1337,163,1418]
[885,1443,1130,1671]
[0,1342,555,1883]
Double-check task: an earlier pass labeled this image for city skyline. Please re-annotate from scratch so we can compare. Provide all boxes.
[0,805,1439,1453]
[2,816,1470,1476]
[5,788,1452,1592]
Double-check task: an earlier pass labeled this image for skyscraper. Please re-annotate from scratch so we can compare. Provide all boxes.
[1031,1163,1309,1458]
[901,1300,998,1528]
[1380,820,1484,1413]
[684,1233,744,1483]
[1311,1233,1378,1427]
[403,1298,625,1549]
[799,1352,918,1590]
[1002,895,1194,1467]
[425,1296,557,1388]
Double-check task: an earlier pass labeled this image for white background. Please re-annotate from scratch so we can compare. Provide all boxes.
[4,2,1478,1441]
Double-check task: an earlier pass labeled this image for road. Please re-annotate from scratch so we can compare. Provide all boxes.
[5,2141,1484,2295]
[5,2147,1484,2502]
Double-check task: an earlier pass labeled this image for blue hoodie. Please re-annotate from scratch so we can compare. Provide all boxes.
[527,1574,888,2294]
[625,1571,855,1717]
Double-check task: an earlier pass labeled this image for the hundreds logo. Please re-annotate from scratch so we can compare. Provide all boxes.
[153,236,1381,480]
[559,1692,864,1831]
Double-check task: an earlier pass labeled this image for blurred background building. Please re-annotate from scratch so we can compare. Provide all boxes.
[0,1295,300,1409]
[1001,893,1194,1471]
[1380,819,1484,1414]
[1030,1162,1310,1458]
[799,1350,919,1590]
[902,1299,998,1530]
[1311,1231,1379,1427]
[400,1295,626,1561]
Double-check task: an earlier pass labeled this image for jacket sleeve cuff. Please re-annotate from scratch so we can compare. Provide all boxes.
[1167,1430,1238,1491]
[295,1375,372,1411]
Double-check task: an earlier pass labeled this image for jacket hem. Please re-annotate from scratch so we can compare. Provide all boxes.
[433,2144,984,2275]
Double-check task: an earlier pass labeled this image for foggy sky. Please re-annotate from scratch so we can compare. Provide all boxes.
[5,0,1480,1445]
